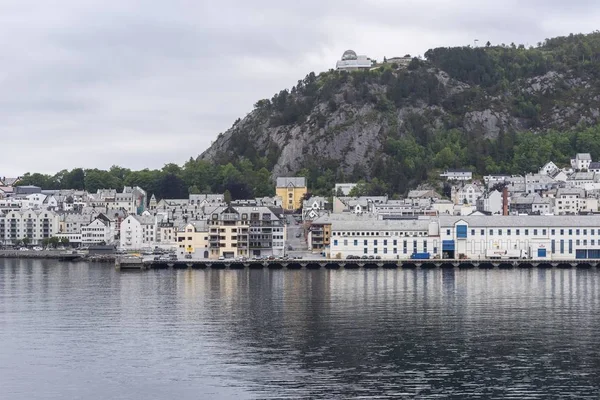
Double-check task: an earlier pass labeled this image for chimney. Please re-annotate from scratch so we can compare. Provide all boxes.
[502,187,509,216]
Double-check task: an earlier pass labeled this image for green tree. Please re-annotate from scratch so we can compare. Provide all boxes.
[49,237,60,248]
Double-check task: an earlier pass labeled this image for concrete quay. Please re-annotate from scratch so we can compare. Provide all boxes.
[116,258,600,271]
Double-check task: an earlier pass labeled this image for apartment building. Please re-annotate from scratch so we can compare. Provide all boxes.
[207,205,285,259]
[0,210,59,245]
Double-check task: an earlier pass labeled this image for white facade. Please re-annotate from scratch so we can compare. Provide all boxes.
[554,189,597,215]
[328,215,600,261]
[440,170,472,181]
[334,183,357,196]
[329,220,436,259]
[476,190,503,215]
[439,215,600,260]
[539,161,559,175]
[0,210,59,245]
[571,153,592,171]
[336,50,373,70]
[81,218,113,245]
[120,215,156,250]
[453,184,483,205]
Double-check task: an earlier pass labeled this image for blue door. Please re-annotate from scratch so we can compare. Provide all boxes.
[537,248,546,258]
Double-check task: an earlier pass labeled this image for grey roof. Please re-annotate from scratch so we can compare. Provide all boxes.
[439,215,600,228]
[568,172,595,180]
[444,169,472,173]
[576,153,592,160]
[556,188,585,197]
[589,162,600,170]
[276,177,306,188]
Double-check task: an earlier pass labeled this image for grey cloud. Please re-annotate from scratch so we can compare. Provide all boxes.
[1,0,599,177]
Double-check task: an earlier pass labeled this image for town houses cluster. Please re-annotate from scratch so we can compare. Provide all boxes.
[3,153,600,260]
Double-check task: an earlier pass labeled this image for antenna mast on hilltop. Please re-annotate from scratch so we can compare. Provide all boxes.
[474,39,479,47]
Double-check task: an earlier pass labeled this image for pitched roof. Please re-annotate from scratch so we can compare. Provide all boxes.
[276,177,306,187]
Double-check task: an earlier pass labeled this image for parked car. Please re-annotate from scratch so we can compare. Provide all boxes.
[218,256,225,260]
[33,246,43,251]
[184,254,192,259]
[295,233,302,238]
[361,255,368,259]
[19,247,29,251]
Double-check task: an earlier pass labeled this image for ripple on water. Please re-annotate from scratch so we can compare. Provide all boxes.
[1,262,600,399]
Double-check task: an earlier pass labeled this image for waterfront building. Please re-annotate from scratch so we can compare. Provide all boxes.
[176,221,209,258]
[119,215,157,250]
[328,215,600,261]
[81,215,114,245]
[207,205,285,259]
[329,218,434,259]
[0,210,59,246]
[438,215,600,260]
[275,177,307,212]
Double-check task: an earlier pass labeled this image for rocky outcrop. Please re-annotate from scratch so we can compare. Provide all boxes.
[200,63,600,179]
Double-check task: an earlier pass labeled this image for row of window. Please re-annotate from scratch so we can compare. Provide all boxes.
[332,231,428,237]
[451,228,600,237]
[333,239,431,249]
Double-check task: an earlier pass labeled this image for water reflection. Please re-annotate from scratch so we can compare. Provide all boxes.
[1,261,600,399]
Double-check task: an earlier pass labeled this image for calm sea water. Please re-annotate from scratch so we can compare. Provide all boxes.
[1,260,600,399]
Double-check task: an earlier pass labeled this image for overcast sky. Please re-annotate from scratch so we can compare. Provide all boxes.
[1,0,599,178]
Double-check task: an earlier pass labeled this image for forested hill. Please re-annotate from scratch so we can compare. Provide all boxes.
[16,32,600,200]
[200,31,600,193]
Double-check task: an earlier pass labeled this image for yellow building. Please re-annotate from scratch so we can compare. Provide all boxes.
[176,221,209,259]
[276,177,307,212]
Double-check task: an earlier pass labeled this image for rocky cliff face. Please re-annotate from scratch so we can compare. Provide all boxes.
[200,35,600,185]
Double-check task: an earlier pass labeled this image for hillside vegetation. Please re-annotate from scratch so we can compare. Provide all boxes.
[17,32,600,199]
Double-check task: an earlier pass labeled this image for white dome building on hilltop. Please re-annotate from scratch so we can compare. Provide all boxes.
[336,49,373,70]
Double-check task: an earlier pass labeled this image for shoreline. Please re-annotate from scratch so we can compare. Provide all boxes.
[0,250,115,262]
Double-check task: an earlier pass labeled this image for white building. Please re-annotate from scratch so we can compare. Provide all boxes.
[453,183,483,205]
[334,183,358,196]
[90,186,147,215]
[438,215,600,260]
[571,153,592,171]
[328,214,600,261]
[554,188,597,215]
[330,219,436,259]
[440,169,473,181]
[476,190,504,215]
[566,172,597,188]
[81,216,114,245]
[589,162,600,173]
[539,161,560,175]
[335,50,373,70]
[120,215,157,250]
[302,196,329,221]
[0,210,59,245]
